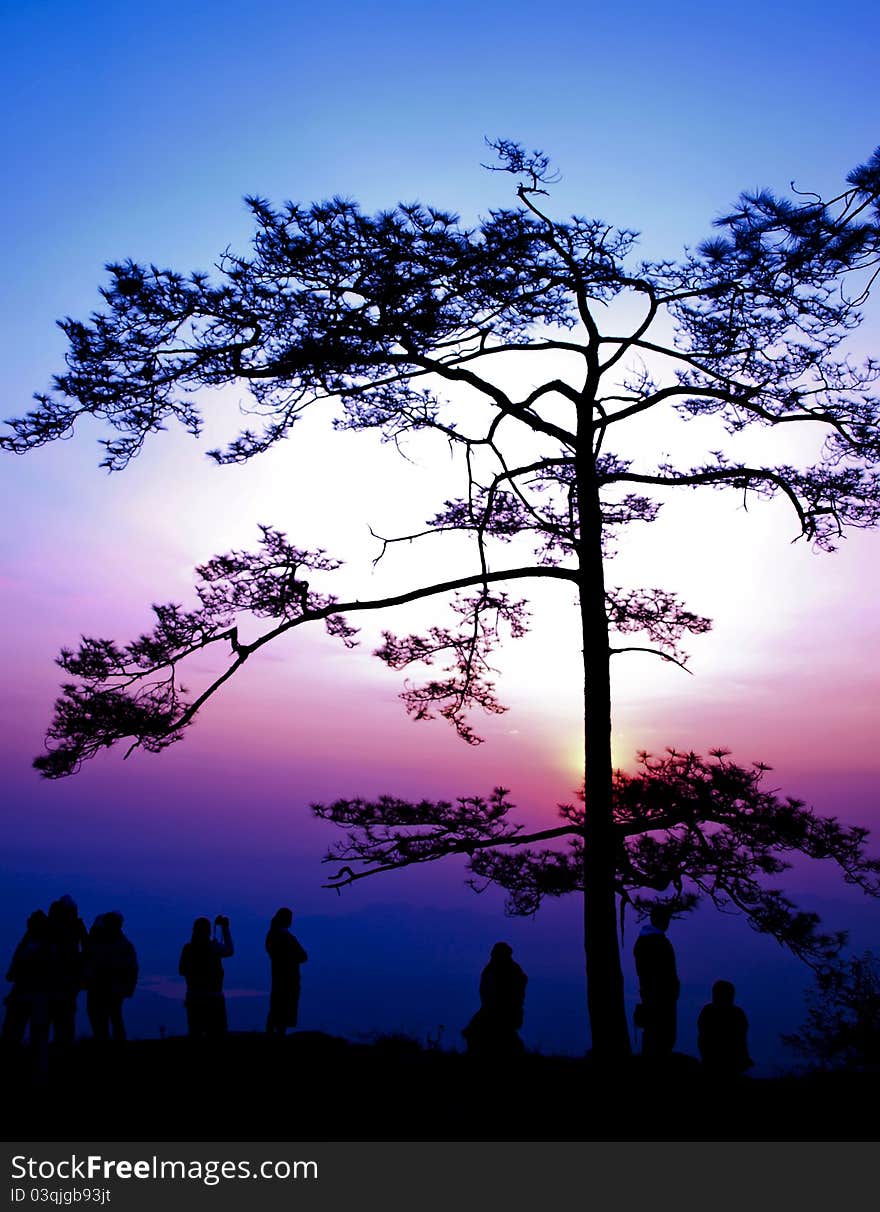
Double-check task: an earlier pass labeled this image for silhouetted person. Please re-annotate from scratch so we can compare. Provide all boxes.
[179,915,234,1038]
[698,979,753,1077]
[462,941,528,1058]
[46,894,88,1048]
[633,906,680,1058]
[265,907,308,1035]
[83,911,139,1042]
[3,910,53,1073]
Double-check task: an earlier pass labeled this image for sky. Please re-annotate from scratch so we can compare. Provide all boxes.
[2,0,879,1071]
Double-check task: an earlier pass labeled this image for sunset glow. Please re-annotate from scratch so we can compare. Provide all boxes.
[3,0,879,1071]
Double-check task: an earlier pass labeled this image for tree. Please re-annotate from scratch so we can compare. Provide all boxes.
[783,951,880,1070]
[4,141,880,1061]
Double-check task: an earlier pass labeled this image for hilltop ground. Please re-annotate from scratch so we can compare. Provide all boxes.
[2,1032,877,1142]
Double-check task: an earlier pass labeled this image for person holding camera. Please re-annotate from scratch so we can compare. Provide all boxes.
[178,914,234,1038]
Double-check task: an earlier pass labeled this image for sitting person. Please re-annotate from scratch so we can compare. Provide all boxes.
[462,941,527,1058]
[697,979,753,1077]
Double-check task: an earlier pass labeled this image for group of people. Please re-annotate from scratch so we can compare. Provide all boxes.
[2,898,309,1066]
[4,896,751,1074]
[462,910,753,1077]
[633,905,753,1076]
[1,895,139,1072]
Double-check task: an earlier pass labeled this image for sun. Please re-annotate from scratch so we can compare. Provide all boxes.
[562,729,636,785]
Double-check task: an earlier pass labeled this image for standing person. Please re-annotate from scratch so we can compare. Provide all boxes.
[46,894,88,1047]
[633,905,680,1059]
[179,915,234,1038]
[265,908,308,1035]
[83,911,139,1042]
[462,941,528,1057]
[697,979,753,1077]
[2,910,52,1053]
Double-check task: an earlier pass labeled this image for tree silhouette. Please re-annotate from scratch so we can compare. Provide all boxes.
[315,748,880,970]
[783,951,880,1069]
[4,141,880,1060]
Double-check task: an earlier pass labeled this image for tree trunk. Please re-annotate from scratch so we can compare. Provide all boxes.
[576,447,631,1063]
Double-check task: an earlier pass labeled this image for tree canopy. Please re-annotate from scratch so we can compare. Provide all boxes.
[315,747,880,968]
[783,951,880,1068]
[6,141,880,772]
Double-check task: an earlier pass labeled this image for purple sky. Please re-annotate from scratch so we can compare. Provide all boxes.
[2,0,879,1070]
